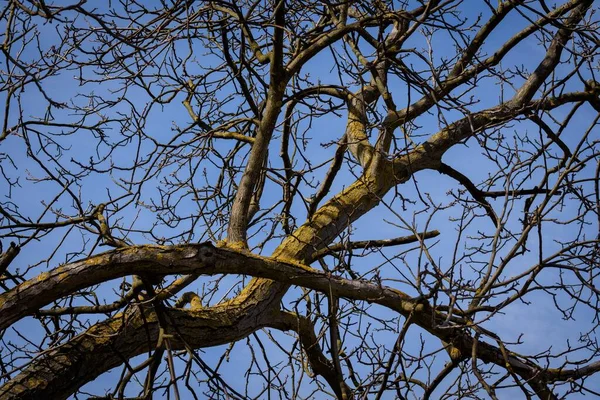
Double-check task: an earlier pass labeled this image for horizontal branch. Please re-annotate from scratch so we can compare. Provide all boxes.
[312,230,440,259]
[2,242,597,399]
[209,131,255,144]
[0,242,423,332]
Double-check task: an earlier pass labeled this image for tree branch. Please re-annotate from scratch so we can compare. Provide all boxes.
[312,230,440,260]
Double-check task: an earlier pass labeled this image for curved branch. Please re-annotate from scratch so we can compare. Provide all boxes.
[2,241,595,399]
[438,164,499,226]
[0,242,423,332]
[0,302,275,400]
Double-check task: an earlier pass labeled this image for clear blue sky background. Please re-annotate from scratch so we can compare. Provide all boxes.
[2,0,600,398]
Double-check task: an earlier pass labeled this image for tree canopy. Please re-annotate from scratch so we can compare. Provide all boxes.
[1,0,600,398]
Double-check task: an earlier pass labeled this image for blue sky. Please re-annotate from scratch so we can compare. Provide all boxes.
[2,0,600,398]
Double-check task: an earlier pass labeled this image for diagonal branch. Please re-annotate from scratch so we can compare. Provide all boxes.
[267,311,352,399]
[0,241,19,278]
[0,302,276,400]
[395,89,600,175]
[438,163,499,226]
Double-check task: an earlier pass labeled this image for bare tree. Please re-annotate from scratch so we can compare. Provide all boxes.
[1,0,600,398]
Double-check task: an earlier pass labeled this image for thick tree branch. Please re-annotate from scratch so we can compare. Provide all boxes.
[395,89,600,174]
[226,1,287,245]
[385,0,584,128]
[2,242,595,399]
[511,0,593,105]
[0,302,278,400]
[2,2,599,399]
[0,241,19,278]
